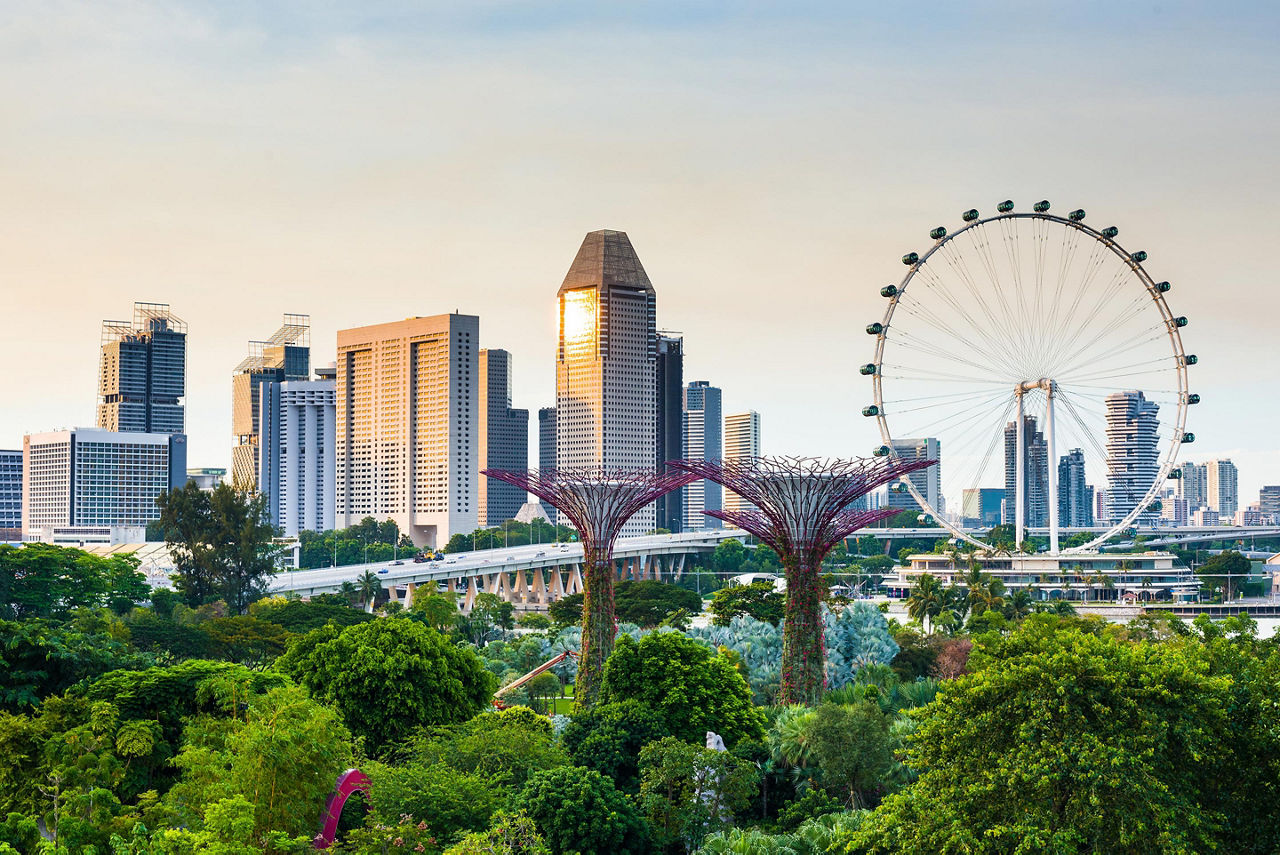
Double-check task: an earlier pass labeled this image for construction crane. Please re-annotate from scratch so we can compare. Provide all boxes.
[493,649,577,710]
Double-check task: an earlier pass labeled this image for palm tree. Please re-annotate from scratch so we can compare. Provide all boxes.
[337,580,359,607]
[907,573,945,634]
[1007,588,1033,619]
[356,570,382,613]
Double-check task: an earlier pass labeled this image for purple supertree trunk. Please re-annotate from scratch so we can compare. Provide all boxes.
[482,466,699,708]
[672,455,936,705]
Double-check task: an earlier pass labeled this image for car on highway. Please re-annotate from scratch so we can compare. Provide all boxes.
[377,568,389,575]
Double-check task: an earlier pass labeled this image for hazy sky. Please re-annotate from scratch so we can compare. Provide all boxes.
[3,2,1278,502]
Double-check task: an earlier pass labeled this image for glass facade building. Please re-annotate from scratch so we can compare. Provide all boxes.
[97,303,187,435]
[478,349,529,527]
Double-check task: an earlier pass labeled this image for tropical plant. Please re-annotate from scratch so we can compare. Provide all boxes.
[906,573,944,634]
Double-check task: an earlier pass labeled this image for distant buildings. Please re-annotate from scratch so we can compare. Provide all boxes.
[1205,459,1239,520]
[683,381,723,531]
[655,333,684,532]
[1003,417,1048,527]
[336,314,478,549]
[1261,485,1280,521]
[1160,493,1189,527]
[555,230,658,535]
[0,449,20,542]
[97,303,187,435]
[263,370,335,537]
[186,468,225,491]
[961,488,1003,528]
[1057,448,1094,527]
[537,406,557,523]
[1103,391,1160,524]
[1178,461,1208,511]
[231,315,310,495]
[478,349,529,527]
[22,428,186,544]
[723,411,761,517]
[887,438,940,514]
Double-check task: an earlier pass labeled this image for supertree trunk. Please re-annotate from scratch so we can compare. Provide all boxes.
[577,544,616,707]
[779,556,825,705]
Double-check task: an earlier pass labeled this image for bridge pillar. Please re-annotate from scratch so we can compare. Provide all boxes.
[404,582,415,609]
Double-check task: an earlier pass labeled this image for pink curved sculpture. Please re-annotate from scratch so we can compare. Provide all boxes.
[313,768,371,849]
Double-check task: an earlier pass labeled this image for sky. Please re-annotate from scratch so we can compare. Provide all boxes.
[2,1,1279,502]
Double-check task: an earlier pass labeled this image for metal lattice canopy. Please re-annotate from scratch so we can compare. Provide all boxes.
[668,455,937,561]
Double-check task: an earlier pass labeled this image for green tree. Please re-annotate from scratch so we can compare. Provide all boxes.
[278,617,496,756]
[248,598,373,634]
[513,767,649,855]
[598,632,764,747]
[362,760,500,843]
[561,700,671,793]
[905,573,944,634]
[410,590,462,633]
[547,593,583,627]
[445,810,550,855]
[806,701,894,808]
[638,736,759,853]
[355,570,382,612]
[0,619,151,712]
[708,582,785,626]
[407,706,569,791]
[0,544,148,620]
[711,539,749,574]
[201,616,292,668]
[613,581,704,628]
[1198,550,1252,600]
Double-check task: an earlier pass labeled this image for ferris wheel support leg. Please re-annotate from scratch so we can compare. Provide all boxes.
[1046,384,1059,555]
[1015,391,1025,550]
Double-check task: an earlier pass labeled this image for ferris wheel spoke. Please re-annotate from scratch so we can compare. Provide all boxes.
[881,366,1010,386]
[1055,391,1111,469]
[890,330,1012,377]
[933,246,1029,374]
[892,388,1018,444]
[908,264,1026,373]
[1043,265,1140,370]
[1055,328,1172,379]
[968,225,1033,360]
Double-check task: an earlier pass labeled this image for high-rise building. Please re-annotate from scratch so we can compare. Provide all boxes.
[1003,417,1048,527]
[683,381,723,531]
[555,230,657,534]
[0,449,21,542]
[1104,391,1160,524]
[723,411,761,517]
[1057,448,1094,527]
[1260,486,1280,521]
[1205,459,1239,519]
[478,349,529,527]
[231,315,311,496]
[887,438,941,514]
[961,488,1004,528]
[655,333,684,532]
[260,368,335,537]
[1160,493,1189,527]
[97,302,187,435]
[336,313,478,548]
[538,407,557,524]
[1178,461,1208,511]
[22,428,186,544]
[186,468,226,491]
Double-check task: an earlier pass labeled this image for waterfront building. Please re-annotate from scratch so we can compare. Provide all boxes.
[1205,459,1239,519]
[97,302,187,435]
[555,230,657,535]
[887,438,940,514]
[336,313,478,548]
[655,333,684,532]
[22,428,186,544]
[1057,449,1094,527]
[0,449,21,541]
[478,349,529,527]
[683,381,723,531]
[723,411,761,517]
[1003,417,1048,527]
[1104,391,1160,524]
[231,315,310,495]
[537,406,556,524]
[961,488,1003,528]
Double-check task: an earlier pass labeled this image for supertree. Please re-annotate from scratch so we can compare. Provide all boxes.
[482,466,699,708]
[668,455,936,705]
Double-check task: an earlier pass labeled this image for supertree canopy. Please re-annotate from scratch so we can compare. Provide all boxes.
[669,455,936,705]
[482,466,699,708]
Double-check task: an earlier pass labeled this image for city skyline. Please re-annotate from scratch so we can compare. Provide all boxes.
[3,4,1279,500]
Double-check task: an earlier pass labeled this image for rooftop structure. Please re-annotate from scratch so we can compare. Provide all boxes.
[97,302,187,435]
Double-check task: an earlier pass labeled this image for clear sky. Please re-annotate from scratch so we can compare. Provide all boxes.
[3,2,1278,502]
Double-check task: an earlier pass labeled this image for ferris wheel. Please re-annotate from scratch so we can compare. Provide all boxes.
[864,201,1197,554]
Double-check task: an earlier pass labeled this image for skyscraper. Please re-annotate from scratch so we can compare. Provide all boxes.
[336,313,478,548]
[887,438,941,514]
[1178,461,1208,511]
[1057,448,1094,527]
[1205,459,1239,520]
[232,315,311,496]
[723,411,761,517]
[478,349,530,527]
[683,381,723,531]
[1260,485,1280,521]
[1003,417,1048,527]
[260,366,335,537]
[97,302,187,435]
[0,449,21,542]
[1104,391,1160,524]
[555,230,657,534]
[655,333,684,532]
[538,406,557,523]
[961,488,1003,528]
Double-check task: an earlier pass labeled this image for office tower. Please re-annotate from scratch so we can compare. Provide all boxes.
[1205,459,1239,519]
[655,333,684,532]
[683,381,723,531]
[260,366,335,537]
[232,315,311,495]
[1178,461,1208,511]
[1057,448,1094,527]
[22,428,186,544]
[0,449,21,542]
[538,407,557,523]
[723,411,761,517]
[555,230,657,534]
[1003,417,1048,527]
[97,302,187,434]
[961,488,1004,528]
[887,438,941,513]
[1104,391,1160,524]
[1260,486,1280,521]
[336,313,478,548]
[478,349,530,527]
[186,468,226,491]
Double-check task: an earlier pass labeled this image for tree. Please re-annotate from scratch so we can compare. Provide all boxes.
[445,810,550,855]
[407,706,569,791]
[248,598,373,634]
[513,767,649,855]
[547,593,583,627]
[277,617,496,756]
[905,573,944,634]
[361,760,500,843]
[708,582,785,626]
[0,544,148,620]
[409,590,462,633]
[561,700,672,793]
[639,736,759,853]
[201,616,292,668]
[598,632,764,747]
[1198,550,1252,600]
[0,619,151,712]
[806,701,894,808]
[711,539,749,575]
[614,581,704,628]
[355,570,382,613]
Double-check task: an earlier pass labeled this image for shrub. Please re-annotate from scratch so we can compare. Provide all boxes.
[513,767,648,855]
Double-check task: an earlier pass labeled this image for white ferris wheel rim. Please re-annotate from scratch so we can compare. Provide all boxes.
[869,209,1191,554]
